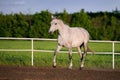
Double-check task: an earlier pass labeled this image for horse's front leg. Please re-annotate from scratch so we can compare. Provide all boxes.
[53,45,62,68]
[68,48,73,69]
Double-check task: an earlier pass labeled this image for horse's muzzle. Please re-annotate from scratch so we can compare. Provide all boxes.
[49,31,53,34]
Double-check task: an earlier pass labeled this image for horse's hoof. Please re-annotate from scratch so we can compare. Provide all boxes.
[79,67,84,70]
[79,67,82,70]
[52,65,56,68]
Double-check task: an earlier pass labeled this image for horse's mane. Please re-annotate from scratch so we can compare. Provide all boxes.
[58,19,70,29]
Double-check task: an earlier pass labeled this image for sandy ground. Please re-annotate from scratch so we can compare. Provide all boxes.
[0,66,120,80]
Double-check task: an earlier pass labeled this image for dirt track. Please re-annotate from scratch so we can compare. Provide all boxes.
[0,66,120,80]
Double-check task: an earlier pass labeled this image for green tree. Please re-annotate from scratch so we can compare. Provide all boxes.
[0,14,13,37]
[29,10,52,38]
[12,13,29,37]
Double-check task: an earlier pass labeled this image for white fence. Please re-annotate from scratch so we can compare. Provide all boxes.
[0,37,120,69]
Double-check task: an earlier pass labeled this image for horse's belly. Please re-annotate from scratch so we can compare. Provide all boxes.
[71,40,83,47]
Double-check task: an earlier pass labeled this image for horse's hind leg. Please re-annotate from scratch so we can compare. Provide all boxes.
[80,43,88,69]
[77,47,82,67]
[53,45,62,68]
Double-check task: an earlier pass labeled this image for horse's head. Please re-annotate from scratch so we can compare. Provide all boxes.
[49,16,62,34]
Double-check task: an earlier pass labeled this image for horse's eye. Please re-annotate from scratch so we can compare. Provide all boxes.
[55,23,57,25]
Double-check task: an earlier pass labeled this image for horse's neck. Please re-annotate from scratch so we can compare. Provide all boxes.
[58,25,70,38]
[58,25,71,47]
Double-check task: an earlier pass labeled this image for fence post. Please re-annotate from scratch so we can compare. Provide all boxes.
[112,41,114,69]
[31,39,34,66]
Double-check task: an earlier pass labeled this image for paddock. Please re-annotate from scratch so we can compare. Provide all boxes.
[0,37,120,79]
[0,66,120,80]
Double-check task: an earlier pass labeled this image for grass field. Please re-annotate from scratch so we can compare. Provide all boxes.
[0,39,120,69]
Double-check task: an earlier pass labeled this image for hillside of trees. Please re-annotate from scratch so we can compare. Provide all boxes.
[0,9,120,40]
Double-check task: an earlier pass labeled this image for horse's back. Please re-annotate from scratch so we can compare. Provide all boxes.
[71,27,89,41]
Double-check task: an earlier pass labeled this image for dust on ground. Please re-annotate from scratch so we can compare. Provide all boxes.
[0,66,120,80]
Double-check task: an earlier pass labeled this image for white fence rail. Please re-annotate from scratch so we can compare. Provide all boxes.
[0,37,120,69]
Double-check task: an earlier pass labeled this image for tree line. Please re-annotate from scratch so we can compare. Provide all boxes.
[0,9,120,40]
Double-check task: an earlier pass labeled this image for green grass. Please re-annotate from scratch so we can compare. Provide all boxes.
[0,52,120,69]
[0,51,31,66]
[0,40,120,52]
[0,40,120,69]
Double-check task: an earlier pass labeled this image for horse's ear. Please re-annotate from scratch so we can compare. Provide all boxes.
[51,15,56,19]
[51,15,61,20]
[56,16,61,19]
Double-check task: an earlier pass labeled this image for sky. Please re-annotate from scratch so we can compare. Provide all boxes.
[0,0,120,14]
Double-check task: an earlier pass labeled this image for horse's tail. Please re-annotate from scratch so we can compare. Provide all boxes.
[87,47,95,54]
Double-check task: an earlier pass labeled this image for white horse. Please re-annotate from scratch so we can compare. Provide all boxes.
[49,16,90,69]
